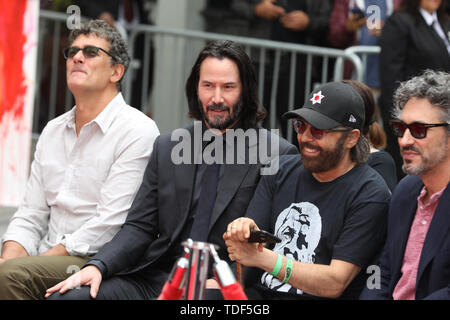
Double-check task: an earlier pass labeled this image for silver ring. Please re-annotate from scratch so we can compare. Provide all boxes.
[231,226,237,229]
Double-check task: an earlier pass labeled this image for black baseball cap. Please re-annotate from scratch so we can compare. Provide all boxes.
[282,82,365,130]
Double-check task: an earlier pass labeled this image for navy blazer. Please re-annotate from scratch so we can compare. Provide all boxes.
[361,175,450,300]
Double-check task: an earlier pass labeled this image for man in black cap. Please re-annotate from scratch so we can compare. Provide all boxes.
[224,81,391,299]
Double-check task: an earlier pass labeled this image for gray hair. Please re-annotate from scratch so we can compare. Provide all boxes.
[392,69,450,126]
[68,20,130,90]
[350,134,370,164]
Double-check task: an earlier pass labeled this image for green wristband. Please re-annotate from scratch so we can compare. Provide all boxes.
[270,254,283,277]
[283,258,293,283]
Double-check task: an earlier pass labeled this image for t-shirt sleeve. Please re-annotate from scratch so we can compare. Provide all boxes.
[332,200,389,268]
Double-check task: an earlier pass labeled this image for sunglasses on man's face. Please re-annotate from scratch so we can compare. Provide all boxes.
[390,119,449,139]
[292,119,351,140]
[63,45,114,60]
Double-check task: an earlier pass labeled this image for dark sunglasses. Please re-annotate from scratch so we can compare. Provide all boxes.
[63,45,115,60]
[390,119,449,139]
[292,118,351,140]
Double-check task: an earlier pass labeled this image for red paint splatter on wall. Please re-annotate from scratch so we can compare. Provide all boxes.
[0,0,27,126]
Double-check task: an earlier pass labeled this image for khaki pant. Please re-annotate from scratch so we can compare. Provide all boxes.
[0,255,90,300]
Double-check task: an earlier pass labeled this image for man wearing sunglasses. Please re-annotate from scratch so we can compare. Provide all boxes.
[224,82,391,299]
[0,20,160,299]
[361,70,450,300]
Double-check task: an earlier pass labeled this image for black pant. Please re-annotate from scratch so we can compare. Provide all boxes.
[47,268,168,300]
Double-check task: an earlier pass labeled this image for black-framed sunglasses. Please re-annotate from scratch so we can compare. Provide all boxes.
[63,45,115,60]
[292,118,352,140]
[390,119,449,139]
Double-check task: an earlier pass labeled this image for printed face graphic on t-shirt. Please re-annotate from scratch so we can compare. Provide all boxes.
[261,202,322,294]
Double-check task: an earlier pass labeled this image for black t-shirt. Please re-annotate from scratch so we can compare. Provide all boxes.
[245,155,391,299]
[367,150,398,193]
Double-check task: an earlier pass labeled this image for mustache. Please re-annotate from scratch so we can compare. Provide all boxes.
[401,146,422,154]
[299,142,322,152]
[206,103,230,112]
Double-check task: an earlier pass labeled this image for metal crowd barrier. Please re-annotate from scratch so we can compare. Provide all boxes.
[35,9,379,143]
[334,45,382,84]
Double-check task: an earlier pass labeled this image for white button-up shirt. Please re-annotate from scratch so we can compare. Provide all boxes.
[2,93,160,256]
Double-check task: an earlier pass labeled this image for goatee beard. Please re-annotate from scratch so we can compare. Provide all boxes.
[201,99,242,130]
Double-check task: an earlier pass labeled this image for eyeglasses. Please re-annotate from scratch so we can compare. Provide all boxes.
[292,118,351,140]
[390,119,449,139]
[63,45,115,60]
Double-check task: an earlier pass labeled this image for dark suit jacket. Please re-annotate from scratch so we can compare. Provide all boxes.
[379,10,450,118]
[91,124,297,278]
[361,176,450,300]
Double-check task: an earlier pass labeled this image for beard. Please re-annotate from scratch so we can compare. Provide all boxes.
[300,133,347,173]
[401,138,448,175]
[200,98,243,131]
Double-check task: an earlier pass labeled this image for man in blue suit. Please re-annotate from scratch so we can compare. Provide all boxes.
[361,69,450,300]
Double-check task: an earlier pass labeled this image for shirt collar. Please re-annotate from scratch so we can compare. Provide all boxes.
[66,92,124,134]
[93,92,124,134]
[419,7,438,26]
[200,118,247,150]
[66,106,77,130]
[200,118,257,164]
[417,184,446,207]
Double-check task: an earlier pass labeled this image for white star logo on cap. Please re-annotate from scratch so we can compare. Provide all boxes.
[310,91,325,104]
